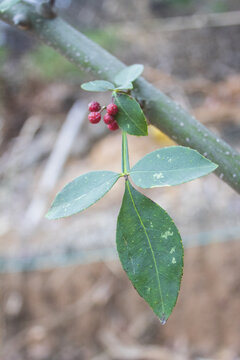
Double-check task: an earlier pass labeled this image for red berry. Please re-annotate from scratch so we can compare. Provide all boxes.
[88,101,101,112]
[88,112,101,124]
[107,103,118,116]
[108,120,119,131]
[103,113,115,125]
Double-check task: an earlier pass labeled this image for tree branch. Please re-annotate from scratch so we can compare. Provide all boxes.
[0,1,239,193]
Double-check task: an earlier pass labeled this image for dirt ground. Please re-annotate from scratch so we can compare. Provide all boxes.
[1,240,240,360]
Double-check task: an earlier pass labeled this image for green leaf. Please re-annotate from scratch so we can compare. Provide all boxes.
[46,171,120,219]
[114,64,144,86]
[81,80,115,92]
[115,82,133,90]
[113,92,148,136]
[130,146,218,188]
[117,181,183,323]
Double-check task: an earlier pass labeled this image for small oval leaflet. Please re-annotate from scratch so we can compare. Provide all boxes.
[46,171,120,219]
[116,181,183,322]
[115,82,133,91]
[113,92,148,136]
[81,80,115,92]
[130,146,218,188]
[114,64,144,86]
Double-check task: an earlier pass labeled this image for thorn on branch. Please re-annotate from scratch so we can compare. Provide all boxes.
[138,99,146,110]
[36,0,56,19]
[13,13,31,30]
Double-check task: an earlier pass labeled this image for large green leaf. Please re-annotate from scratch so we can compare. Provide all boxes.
[46,171,120,219]
[113,92,148,136]
[114,64,144,86]
[81,80,115,92]
[130,146,218,188]
[116,181,183,323]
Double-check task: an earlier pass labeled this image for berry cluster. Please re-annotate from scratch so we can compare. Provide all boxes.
[88,101,119,131]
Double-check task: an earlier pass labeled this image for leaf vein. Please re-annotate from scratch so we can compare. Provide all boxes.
[131,165,215,174]
[126,181,165,314]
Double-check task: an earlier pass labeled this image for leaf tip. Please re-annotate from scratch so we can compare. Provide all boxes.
[45,210,53,220]
[135,63,144,71]
[80,83,87,90]
[160,314,167,325]
[206,160,218,173]
[45,207,60,220]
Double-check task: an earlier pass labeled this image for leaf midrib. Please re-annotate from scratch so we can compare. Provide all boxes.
[49,173,119,217]
[126,181,165,314]
[131,165,215,174]
[61,174,119,205]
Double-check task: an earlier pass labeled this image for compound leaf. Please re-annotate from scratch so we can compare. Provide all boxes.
[116,181,183,323]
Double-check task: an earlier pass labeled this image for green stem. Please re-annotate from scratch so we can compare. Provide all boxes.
[0,1,240,193]
[121,131,130,174]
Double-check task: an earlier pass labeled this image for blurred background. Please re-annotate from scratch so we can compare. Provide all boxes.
[0,0,240,359]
